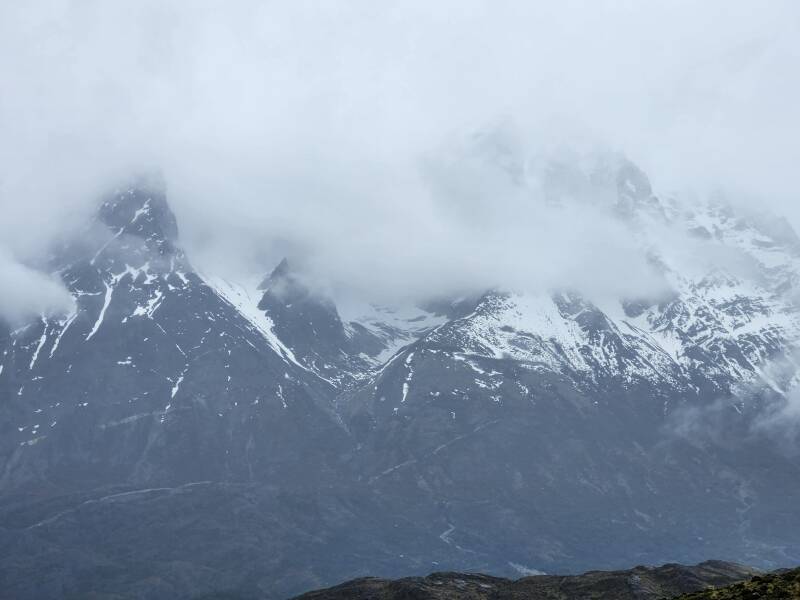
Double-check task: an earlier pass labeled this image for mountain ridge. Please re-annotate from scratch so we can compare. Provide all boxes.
[3,156,800,598]
[287,560,761,600]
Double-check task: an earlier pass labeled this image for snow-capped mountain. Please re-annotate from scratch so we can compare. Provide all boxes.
[2,158,800,599]
[0,185,347,492]
[254,149,800,410]
[633,200,800,396]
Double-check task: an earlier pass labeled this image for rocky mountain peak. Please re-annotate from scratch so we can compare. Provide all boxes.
[257,258,323,307]
[259,257,291,288]
[96,185,179,259]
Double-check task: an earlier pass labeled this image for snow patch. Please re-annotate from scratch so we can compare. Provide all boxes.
[85,281,113,341]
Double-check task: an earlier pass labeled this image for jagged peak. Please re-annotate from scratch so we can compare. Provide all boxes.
[258,258,307,304]
[49,177,190,277]
[258,258,338,314]
[97,177,178,252]
[259,257,291,291]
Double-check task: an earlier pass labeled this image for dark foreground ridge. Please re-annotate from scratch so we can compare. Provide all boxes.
[287,561,759,600]
[676,567,800,599]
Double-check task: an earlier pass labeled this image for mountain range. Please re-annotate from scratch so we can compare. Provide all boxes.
[2,151,800,599]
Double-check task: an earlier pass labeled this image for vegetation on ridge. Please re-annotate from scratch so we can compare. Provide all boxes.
[673,567,800,599]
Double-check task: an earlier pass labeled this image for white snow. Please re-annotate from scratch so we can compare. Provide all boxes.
[90,227,125,265]
[28,319,48,370]
[170,374,184,398]
[50,309,78,358]
[400,351,414,402]
[131,199,151,222]
[276,384,287,408]
[132,289,164,318]
[85,281,113,341]
[339,301,447,363]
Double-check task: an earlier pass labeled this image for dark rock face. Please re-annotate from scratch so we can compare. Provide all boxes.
[255,259,384,388]
[291,561,760,600]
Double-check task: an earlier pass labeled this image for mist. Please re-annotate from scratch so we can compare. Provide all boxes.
[0,249,74,325]
[664,348,800,457]
[2,1,799,319]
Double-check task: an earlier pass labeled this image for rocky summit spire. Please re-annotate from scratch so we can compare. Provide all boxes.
[96,184,179,257]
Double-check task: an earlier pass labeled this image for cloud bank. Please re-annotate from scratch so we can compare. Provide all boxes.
[0,250,74,324]
[1,1,799,317]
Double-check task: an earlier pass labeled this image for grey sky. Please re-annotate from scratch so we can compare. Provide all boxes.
[1,1,799,319]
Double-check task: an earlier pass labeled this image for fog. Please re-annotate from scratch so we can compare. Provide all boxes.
[668,351,800,456]
[1,1,799,319]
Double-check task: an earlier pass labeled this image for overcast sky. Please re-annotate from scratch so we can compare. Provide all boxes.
[1,1,799,319]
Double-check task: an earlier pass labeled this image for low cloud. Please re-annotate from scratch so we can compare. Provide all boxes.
[1,1,799,318]
[0,249,74,325]
[667,355,800,457]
